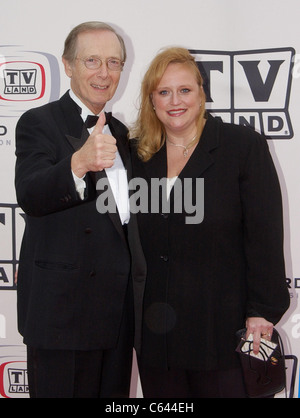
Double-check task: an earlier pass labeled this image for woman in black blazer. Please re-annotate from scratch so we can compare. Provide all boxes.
[130,47,290,398]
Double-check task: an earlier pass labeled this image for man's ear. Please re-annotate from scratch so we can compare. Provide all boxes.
[62,57,73,78]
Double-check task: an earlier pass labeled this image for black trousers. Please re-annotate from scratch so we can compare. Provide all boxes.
[27,285,134,398]
[27,344,133,398]
[138,363,247,398]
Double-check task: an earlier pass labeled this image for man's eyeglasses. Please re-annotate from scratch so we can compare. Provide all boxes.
[76,57,124,71]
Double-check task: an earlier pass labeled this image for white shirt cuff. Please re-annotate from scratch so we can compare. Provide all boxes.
[72,171,86,200]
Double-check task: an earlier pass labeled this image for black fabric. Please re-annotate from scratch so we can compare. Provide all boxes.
[15,92,133,350]
[131,114,289,371]
[138,363,247,398]
[26,278,134,398]
[85,114,99,128]
[85,112,112,128]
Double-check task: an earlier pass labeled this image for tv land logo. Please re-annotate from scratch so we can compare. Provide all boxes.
[1,63,45,100]
[0,46,60,117]
[0,204,24,290]
[0,345,28,398]
[190,47,295,139]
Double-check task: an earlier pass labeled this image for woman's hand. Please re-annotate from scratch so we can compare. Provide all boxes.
[245,317,274,355]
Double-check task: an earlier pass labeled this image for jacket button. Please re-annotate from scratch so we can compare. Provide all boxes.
[160,255,169,262]
[89,270,96,277]
[85,228,92,234]
[60,194,72,203]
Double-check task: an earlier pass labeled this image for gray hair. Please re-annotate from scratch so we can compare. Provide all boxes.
[62,21,127,63]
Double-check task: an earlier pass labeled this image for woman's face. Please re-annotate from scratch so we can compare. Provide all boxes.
[151,63,203,138]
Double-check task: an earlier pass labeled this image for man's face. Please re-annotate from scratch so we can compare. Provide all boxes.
[63,29,123,114]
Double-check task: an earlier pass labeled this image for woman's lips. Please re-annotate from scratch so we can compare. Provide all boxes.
[167,109,186,117]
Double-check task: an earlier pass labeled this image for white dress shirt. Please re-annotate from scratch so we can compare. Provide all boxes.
[69,90,130,225]
[166,176,178,199]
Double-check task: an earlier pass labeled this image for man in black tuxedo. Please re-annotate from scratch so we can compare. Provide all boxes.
[15,22,146,398]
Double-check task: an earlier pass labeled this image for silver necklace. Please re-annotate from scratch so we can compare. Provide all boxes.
[167,135,197,157]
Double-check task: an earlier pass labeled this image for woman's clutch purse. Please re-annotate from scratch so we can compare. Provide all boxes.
[236,328,286,398]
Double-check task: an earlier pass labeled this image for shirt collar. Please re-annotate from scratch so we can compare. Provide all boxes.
[69,89,105,122]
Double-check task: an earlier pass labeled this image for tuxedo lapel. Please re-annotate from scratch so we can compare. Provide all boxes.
[105,117,130,243]
[60,91,84,143]
[59,91,128,244]
[109,118,130,172]
[65,133,86,151]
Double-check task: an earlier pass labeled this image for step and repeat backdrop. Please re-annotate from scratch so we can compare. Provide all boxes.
[0,0,300,398]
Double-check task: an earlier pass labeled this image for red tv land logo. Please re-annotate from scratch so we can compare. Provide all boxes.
[0,46,60,117]
[1,62,45,100]
[190,47,295,139]
[0,346,28,398]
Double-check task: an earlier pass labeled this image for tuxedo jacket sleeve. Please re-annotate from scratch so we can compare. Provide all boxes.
[15,95,84,216]
[14,91,146,351]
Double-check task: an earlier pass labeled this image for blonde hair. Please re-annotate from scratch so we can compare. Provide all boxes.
[131,47,206,161]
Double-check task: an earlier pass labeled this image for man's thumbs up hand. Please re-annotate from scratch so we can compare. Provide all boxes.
[92,111,106,134]
[71,112,117,178]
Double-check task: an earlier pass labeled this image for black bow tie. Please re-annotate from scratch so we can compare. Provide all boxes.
[85,112,112,128]
[85,115,99,128]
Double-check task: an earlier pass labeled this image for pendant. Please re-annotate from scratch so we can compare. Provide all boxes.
[183,149,188,157]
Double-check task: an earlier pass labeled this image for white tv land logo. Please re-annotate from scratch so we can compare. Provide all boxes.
[190,48,295,139]
[0,46,60,117]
